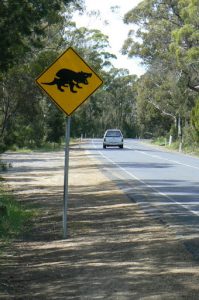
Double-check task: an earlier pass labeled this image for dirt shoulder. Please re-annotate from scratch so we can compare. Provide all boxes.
[0,146,199,299]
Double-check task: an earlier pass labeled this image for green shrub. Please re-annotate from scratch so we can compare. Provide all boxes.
[0,186,35,240]
[152,136,167,146]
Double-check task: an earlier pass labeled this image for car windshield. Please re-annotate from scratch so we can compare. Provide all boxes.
[106,130,121,137]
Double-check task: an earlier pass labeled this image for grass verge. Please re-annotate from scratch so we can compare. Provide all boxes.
[0,181,36,243]
[149,137,199,157]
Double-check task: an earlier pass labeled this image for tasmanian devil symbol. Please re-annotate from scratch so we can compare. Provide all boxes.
[42,68,92,93]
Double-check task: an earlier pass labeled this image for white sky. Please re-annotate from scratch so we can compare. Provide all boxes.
[73,0,145,76]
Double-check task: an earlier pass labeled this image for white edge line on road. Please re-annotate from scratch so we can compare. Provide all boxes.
[126,145,199,171]
[90,141,199,217]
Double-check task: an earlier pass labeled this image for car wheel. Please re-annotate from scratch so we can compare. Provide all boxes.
[119,145,123,149]
[103,145,106,149]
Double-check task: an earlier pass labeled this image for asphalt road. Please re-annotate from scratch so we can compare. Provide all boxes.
[82,139,199,254]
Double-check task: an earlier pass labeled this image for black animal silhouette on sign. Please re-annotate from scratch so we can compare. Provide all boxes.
[42,68,92,93]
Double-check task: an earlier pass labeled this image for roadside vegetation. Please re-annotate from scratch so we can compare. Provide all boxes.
[0,0,198,155]
[0,0,198,157]
[0,180,35,244]
[149,137,199,157]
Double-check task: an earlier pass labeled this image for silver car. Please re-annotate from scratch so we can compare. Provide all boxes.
[103,129,123,149]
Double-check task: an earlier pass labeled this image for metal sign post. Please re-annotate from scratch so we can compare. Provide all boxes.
[63,116,71,238]
[35,47,103,240]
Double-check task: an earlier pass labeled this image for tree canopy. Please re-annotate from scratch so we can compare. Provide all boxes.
[122,0,199,143]
[0,0,83,72]
[0,0,198,152]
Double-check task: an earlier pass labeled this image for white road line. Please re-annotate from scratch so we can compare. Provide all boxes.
[90,141,199,217]
[126,146,199,170]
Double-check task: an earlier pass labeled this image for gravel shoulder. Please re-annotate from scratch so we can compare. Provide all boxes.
[0,146,199,299]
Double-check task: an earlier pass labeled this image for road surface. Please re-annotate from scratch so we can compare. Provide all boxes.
[1,142,199,298]
[81,138,199,257]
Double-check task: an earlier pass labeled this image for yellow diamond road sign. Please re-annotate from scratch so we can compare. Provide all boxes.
[36,47,103,116]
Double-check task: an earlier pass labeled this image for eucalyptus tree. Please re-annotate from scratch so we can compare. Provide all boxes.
[122,0,199,141]
[102,68,138,137]
[0,0,84,150]
[170,0,199,93]
[32,22,117,142]
[191,99,199,142]
[0,0,84,72]
[45,102,65,145]
[62,24,116,71]
[72,67,138,138]
[0,64,47,149]
[136,68,181,138]
[0,19,73,149]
